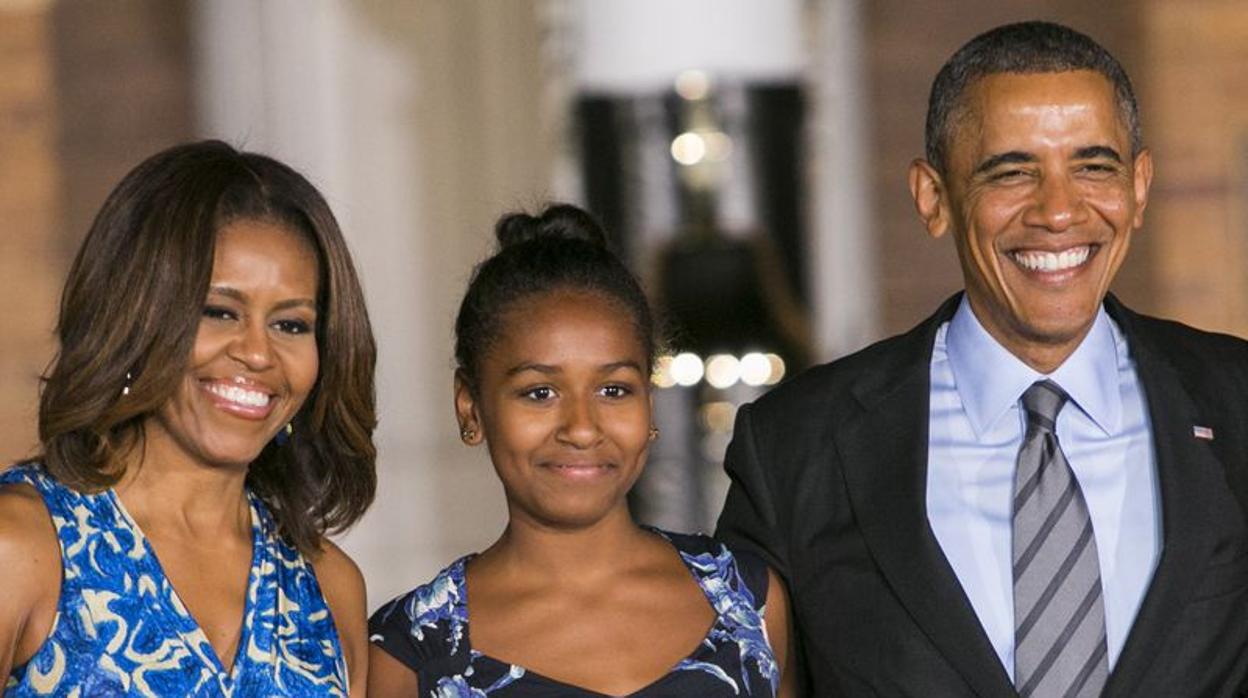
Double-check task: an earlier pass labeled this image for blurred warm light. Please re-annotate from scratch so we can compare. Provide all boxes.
[654,351,785,388]
[670,132,707,166]
[675,69,711,101]
[702,131,733,162]
[652,354,676,388]
[765,353,786,385]
[739,352,770,386]
[700,401,737,433]
[670,352,704,386]
[705,353,741,389]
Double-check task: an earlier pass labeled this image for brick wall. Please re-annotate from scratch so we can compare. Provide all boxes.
[0,1,190,463]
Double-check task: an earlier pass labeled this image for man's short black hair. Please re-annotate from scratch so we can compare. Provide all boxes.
[925,20,1142,174]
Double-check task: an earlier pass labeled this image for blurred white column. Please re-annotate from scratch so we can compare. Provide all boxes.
[190,1,510,604]
[809,0,879,359]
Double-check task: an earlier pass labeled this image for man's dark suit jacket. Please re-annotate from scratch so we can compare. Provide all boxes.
[716,294,1248,696]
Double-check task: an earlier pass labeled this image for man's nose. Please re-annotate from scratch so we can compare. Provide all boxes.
[1024,173,1088,232]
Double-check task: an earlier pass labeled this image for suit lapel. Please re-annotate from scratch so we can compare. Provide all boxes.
[838,295,1017,698]
[1102,301,1223,697]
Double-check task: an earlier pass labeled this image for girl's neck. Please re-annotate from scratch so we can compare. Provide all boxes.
[480,505,660,585]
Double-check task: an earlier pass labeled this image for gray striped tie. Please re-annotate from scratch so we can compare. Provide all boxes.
[1012,380,1108,697]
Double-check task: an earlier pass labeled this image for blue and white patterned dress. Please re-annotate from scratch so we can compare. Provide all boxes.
[1,463,348,697]
[369,530,779,697]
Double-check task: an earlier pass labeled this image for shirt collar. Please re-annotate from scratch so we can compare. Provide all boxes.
[946,296,1122,438]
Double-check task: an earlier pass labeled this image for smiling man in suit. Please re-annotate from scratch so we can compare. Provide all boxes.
[716,21,1248,697]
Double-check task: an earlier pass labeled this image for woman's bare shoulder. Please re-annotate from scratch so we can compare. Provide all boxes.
[0,482,60,574]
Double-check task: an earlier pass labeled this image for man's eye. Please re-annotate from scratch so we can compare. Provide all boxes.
[522,386,555,402]
[274,319,313,335]
[1080,163,1117,175]
[990,169,1029,182]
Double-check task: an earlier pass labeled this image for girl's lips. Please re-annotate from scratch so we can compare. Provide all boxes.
[541,461,616,480]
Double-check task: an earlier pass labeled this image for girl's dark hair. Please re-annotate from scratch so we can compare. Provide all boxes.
[38,139,377,554]
[454,204,656,390]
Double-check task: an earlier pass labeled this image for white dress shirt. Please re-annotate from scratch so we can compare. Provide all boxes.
[926,297,1162,681]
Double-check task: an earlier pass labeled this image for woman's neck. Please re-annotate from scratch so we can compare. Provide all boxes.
[111,429,251,541]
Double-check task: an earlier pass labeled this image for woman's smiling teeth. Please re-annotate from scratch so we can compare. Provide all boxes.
[205,381,272,408]
[1011,245,1092,272]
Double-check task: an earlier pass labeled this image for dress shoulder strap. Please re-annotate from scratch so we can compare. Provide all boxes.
[367,556,475,676]
[0,462,87,531]
[656,528,771,611]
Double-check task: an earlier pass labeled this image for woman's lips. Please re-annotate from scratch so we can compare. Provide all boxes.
[200,379,276,420]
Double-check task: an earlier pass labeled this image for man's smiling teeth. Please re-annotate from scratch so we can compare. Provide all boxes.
[1011,245,1091,272]
[206,383,271,407]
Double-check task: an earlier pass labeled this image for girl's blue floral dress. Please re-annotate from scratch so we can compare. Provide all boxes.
[369,530,779,697]
[1,463,349,697]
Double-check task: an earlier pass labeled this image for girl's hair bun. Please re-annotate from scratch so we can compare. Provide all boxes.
[494,203,608,250]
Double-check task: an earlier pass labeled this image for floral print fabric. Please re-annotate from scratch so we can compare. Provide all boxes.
[369,529,778,697]
[1,463,348,697]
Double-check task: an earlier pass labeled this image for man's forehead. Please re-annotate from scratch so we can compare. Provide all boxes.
[952,70,1128,145]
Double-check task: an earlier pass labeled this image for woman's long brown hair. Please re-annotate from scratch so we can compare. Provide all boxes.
[38,140,377,554]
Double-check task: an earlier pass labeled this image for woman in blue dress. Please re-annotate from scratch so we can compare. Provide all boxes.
[0,141,377,696]
[368,205,795,697]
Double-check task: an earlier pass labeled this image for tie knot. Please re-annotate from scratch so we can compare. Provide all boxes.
[1021,380,1068,432]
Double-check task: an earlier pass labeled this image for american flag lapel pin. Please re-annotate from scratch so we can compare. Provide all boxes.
[1193,425,1214,440]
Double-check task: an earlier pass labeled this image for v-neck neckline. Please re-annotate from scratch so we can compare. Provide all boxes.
[453,530,726,697]
[107,487,266,688]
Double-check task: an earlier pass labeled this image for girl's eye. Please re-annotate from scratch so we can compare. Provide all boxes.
[203,305,237,321]
[273,319,313,335]
[600,384,632,399]
[522,386,555,402]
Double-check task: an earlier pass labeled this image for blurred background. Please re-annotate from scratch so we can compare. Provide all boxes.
[2,0,1246,604]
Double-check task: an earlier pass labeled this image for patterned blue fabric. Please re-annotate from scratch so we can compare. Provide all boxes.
[1,463,347,697]
[369,529,778,696]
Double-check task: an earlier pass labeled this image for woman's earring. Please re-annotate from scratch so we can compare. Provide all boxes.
[275,422,293,447]
[121,371,134,397]
[649,425,660,442]
[460,427,478,443]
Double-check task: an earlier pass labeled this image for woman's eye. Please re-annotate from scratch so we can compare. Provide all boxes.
[203,305,237,321]
[273,319,313,335]
[600,384,632,399]
[522,386,555,402]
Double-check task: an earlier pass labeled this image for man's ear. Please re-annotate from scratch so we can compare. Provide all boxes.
[453,369,483,445]
[909,159,952,239]
[1130,148,1154,229]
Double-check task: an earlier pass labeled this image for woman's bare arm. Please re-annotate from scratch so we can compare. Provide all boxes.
[0,483,60,685]
[313,540,369,697]
[366,644,421,697]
